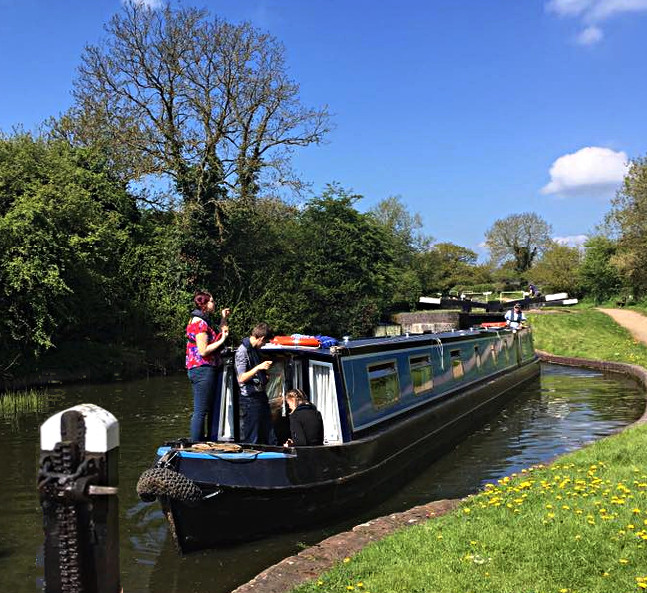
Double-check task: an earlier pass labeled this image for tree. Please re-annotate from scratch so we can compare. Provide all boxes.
[295,185,397,336]
[530,243,581,295]
[484,212,553,274]
[369,196,432,309]
[578,236,621,303]
[53,2,330,205]
[605,156,647,297]
[0,134,141,362]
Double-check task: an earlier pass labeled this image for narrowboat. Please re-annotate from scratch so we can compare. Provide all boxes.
[137,325,538,553]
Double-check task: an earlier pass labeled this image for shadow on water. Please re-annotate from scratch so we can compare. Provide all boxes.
[0,363,644,593]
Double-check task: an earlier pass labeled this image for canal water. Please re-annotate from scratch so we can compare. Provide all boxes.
[0,363,644,593]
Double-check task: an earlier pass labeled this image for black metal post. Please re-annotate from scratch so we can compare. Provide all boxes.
[38,404,120,593]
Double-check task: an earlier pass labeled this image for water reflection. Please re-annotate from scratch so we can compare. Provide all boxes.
[0,364,644,593]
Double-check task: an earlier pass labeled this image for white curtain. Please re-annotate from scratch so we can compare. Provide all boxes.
[309,361,342,444]
[218,367,236,441]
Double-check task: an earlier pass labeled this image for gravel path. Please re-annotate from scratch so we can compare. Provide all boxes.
[598,308,647,344]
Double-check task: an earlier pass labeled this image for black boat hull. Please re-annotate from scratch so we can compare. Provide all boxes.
[162,358,539,552]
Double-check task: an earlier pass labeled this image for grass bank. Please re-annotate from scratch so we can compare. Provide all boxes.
[294,424,647,593]
[528,307,647,366]
[291,308,647,593]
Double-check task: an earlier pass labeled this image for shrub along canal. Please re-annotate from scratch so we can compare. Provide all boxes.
[0,362,644,593]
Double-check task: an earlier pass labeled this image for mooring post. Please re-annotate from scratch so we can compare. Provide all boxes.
[38,404,120,593]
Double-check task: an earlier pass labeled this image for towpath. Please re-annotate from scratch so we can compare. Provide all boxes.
[598,308,647,344]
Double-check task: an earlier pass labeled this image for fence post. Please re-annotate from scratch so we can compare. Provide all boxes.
[38,404,120,593]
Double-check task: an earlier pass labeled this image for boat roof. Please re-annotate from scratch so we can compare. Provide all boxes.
[261,327,511,357]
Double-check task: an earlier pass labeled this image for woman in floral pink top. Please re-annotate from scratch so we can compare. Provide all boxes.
[186,291,230,441]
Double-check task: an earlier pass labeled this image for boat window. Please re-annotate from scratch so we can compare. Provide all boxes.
[410,354,433,395]
[368,360,400,408]
[450,350,464,379]
[293,359,304,391]
[491,343,498,364]
[309,361,343,444]
[474,345,482,370]
[266,359,287,418]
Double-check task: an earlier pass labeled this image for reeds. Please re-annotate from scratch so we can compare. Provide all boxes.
[0,388,52,417]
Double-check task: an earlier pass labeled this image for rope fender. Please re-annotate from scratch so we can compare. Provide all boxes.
[136,467,202,503]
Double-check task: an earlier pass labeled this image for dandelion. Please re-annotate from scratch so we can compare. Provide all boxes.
[343,557,351,563]
[619,558,629,564]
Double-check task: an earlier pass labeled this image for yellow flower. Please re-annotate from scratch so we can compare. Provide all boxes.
[343,557,351,563]
[619,558,629,564]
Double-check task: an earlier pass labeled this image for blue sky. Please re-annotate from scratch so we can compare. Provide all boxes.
[2,0,647,259]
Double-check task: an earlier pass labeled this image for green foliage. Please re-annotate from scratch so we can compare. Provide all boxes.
[531,242,582,295]
[295,185,398,336]
[578,236,622,304]
[605,156,647,298]
[0,134,141,362]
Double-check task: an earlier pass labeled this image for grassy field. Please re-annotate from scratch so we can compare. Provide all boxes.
[291,307,647,593]
[529,308,647,367]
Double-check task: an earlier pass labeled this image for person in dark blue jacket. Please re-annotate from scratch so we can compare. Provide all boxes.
[283,388,324,447]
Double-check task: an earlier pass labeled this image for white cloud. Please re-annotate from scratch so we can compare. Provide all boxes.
[576,25,604,44]
[547,0,647,43]
[548,0,647,20]
[553,234,589,247]
[541,146,628,197]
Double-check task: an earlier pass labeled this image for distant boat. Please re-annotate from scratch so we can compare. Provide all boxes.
[137,325,538,553]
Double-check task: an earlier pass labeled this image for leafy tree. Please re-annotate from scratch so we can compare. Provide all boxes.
[578,236,621,303]
[52,2,330,206]
[412,242,490,295]
[530,243,581,295]
[605,156,647,297]
[0,134,141,363]
[484,212,553,274]
[369,196,432,309]
[295,185,397,336]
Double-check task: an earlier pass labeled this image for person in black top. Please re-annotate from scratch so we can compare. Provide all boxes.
[283,388,324,447]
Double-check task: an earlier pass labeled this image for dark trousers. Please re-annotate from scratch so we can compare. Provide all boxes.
[187,365,221,441]
[239,392,275,445]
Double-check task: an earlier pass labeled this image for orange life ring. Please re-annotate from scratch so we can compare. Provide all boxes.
[270,335,321,347]
[481,321,508,329]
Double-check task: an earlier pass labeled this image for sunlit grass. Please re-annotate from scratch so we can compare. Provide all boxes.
[292,423,647,593]
[528,308,647,367]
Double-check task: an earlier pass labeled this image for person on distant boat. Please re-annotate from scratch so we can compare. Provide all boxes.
[235,322,275,445]
[528,283,539,298]
[186,291,230,441]
[283,388,324,447]
[504,303,526,330]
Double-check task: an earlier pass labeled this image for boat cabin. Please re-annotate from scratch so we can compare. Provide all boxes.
[213,327,536,446]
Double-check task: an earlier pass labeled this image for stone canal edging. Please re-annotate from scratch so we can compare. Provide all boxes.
[232,353,647,593]
[231,499,460,593]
